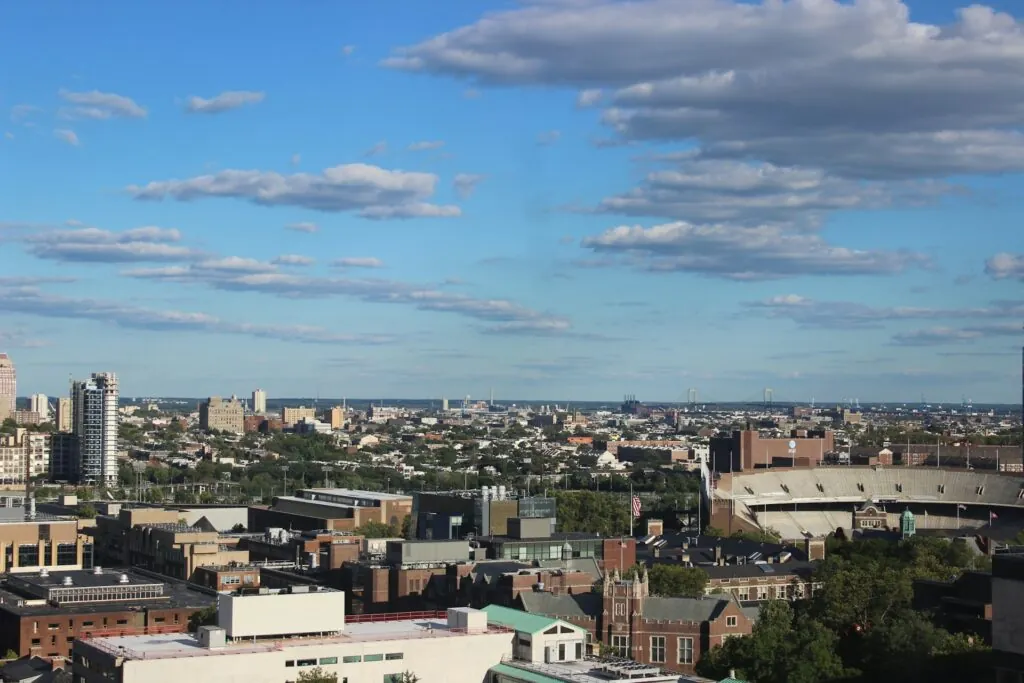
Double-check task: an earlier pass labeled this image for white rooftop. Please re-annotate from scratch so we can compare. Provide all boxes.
[499,658,687,683]
[295,488,411,501]
[84,618,505,661]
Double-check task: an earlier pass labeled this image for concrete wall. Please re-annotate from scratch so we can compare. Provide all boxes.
[218,590,345,638]
[386,540,470,566]
[993,576,1024,656]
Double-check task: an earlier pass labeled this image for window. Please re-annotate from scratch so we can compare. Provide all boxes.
[342,656,362,663]
[319,657,338,665]
[297,659,317,667]
[650,636,666,664]
[285,661,295,668]
[82,621,94,628]
[678,637,694,665]
[223,575,241,585]
[517,637,530,647]
[614,602,625,617]
[736,588,749,600]
[48,623,59,631]
[116,620,127,626]
[31,638,40,646]
[364,654,384,662]
[610,635,629,658]
[558,643,565,661]
[385,653,403,661]
[575,642,583,659]
[726,616,738,627]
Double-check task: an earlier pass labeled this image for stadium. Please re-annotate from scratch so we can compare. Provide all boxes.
[709,466,1024,541]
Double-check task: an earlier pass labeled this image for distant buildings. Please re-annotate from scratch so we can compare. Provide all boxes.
[55,397,72,432]
[0,429,49,483]
[28,394,48,421]
[252,388,267,414]
[412,488,556,540]
[71,372,120,486]
[0,353,14,421]
[281,405,316,427]
[199,396,244,434]
[368,404,401,423]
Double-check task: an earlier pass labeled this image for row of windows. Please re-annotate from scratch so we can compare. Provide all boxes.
[285,653,403,668]
[611,636,697,665]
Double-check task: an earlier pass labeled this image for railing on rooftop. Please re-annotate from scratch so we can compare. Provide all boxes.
[345,610,446,623]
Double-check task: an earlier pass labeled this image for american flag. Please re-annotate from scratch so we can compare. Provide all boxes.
[631,495,642,517]
[991,511,999,521]
[957,504,967,511]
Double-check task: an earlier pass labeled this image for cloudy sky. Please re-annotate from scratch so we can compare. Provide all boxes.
[1,0,1022,403]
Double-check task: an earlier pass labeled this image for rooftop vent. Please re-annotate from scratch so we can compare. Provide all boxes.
[62,576,73,587]
[39,568,49,578]
[118,574,130,584]
[93,566,103,575]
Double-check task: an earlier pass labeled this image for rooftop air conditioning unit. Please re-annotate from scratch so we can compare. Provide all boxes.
[62,576,73,586]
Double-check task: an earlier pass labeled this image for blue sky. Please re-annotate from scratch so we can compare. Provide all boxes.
[1,0,1022,403]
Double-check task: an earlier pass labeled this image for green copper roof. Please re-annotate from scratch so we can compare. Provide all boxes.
[482,604,562,634]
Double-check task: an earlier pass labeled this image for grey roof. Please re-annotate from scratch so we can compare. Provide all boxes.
[700,560,815,581]
[471,561,533,583]
[536,558,603,581]
[641,596,732,622]
[520,591,601,619]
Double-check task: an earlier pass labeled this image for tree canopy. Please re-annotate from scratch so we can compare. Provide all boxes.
[696,535,991,683]
[646,564,708,598]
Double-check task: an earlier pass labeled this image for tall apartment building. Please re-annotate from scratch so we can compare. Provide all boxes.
[0,353,15,421]
[50,432,78,481]
[199,396,244,434]
[72,372,120,486]
[252,388,267,414]
[28,393,48,421]
[329,406,345,430]
[0,429,49,483]
[55,396,73,432]
[281,405,316,427]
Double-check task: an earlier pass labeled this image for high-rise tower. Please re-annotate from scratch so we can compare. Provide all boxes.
[72,372,119,486]
[252,388,267,415]
[0,353,15,421]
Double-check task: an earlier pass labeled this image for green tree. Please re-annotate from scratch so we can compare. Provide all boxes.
[188,606,217,632]
[78,502,98,519]
[296,666,338,683]
[356,520,400,538]
[647,564,708,598]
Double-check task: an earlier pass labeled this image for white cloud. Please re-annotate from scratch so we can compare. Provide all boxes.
[127,164,461,219]
[387,0,1024,179]
[576,89,603,108]
[536,130,561,146]
[0,286,391,345]
[747,295,1024,328]
[595,158,952,224]
[285,222,319,233]
[580,221,928,280]
[185,90,265,114]
[985,253,1024,281]
[192,256,276,274]
[123,267,573,335]
[58,89,146,119]
[453,173,486,198]
[24,226,197,263]
[272,254,315,266]
[893,323,1021,346]
[332,257,384,269]
[54,129,79,146]
[408,140,445,151]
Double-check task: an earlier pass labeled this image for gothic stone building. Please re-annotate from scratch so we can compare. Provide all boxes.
[519,566,756,675]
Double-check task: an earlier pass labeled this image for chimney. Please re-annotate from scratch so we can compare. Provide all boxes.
[714,545,722,563]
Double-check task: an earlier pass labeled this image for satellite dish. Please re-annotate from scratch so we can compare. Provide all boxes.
[788,440,797,449]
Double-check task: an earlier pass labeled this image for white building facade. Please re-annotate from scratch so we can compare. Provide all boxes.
[0,354,15,421]
[72,372,119,486]
[73,589,514,683]
[252,388,267,414]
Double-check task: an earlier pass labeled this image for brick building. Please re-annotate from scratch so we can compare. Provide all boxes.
[709,429,834,472]
[520,566,755,675]
[250,488,412,534]
[190,564,261,592]
[0,568,213,659]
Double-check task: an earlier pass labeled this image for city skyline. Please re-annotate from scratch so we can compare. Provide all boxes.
[2,0,1023,402]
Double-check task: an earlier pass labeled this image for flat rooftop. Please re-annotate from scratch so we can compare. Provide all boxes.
[296,488,411,502]
[8,568,162,594]
[82,617,511,661]
[0,508,76,524]
[493,658,684,683]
